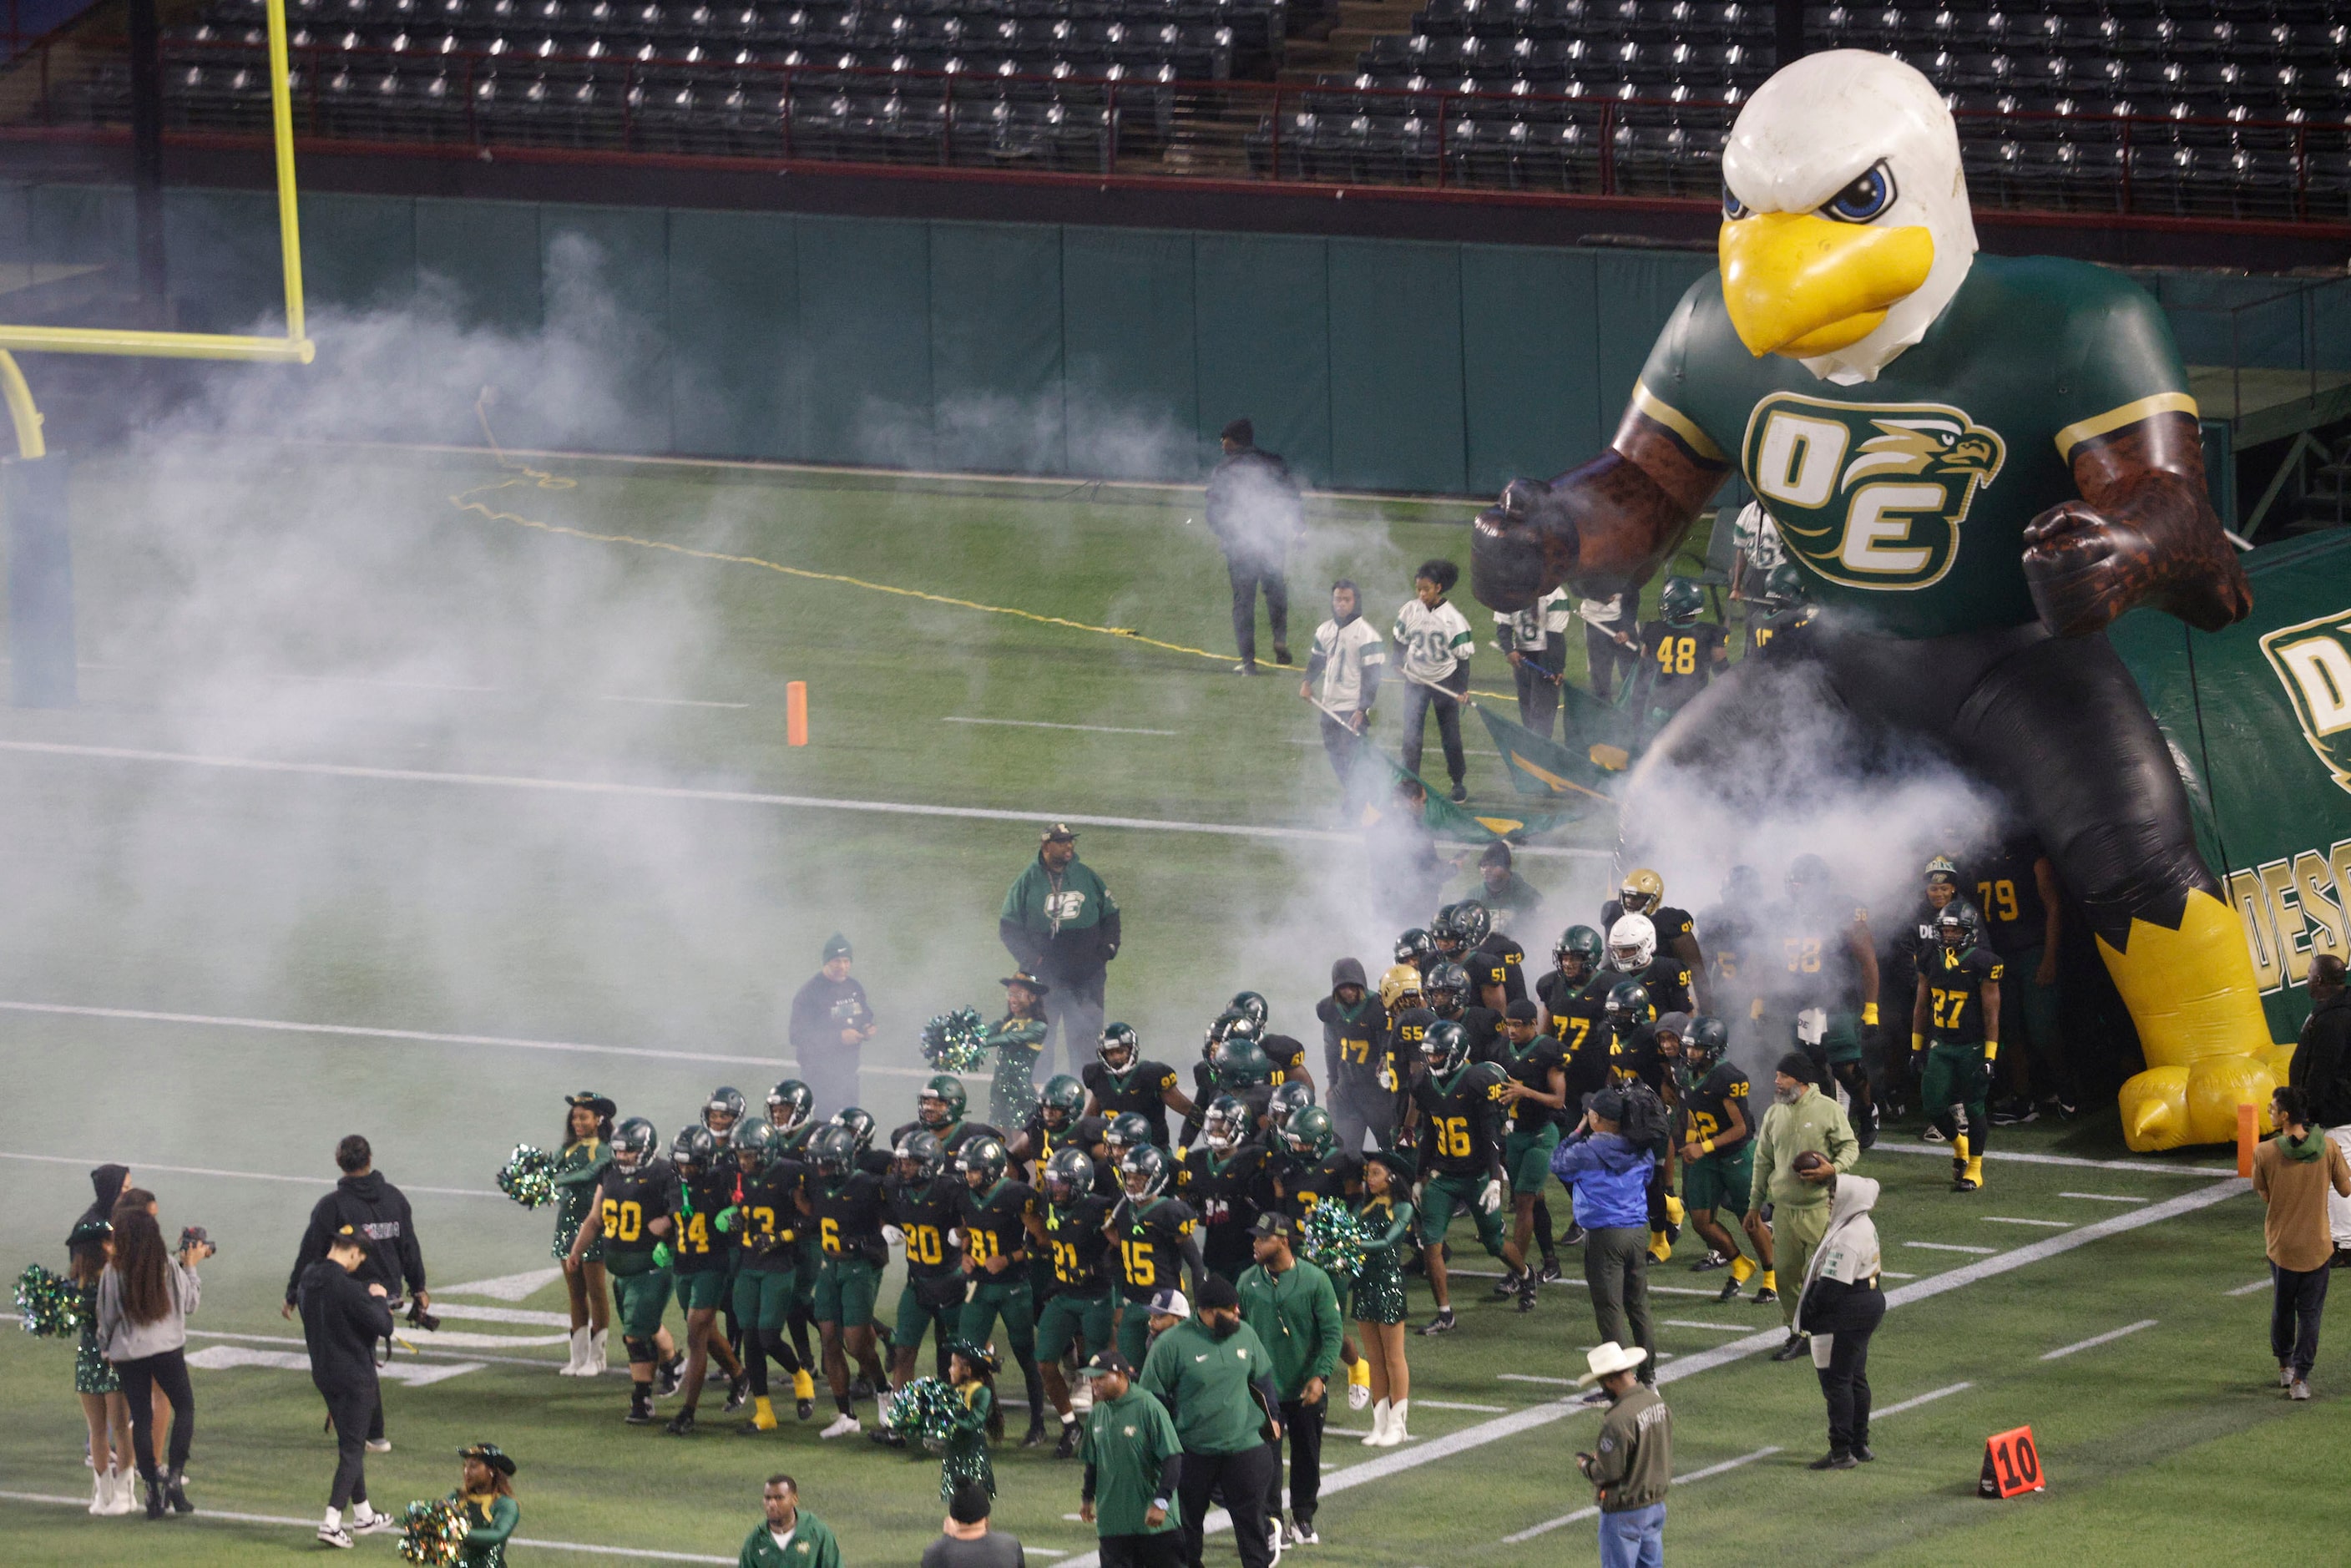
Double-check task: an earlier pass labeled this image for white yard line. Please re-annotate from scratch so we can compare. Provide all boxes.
[0,1149,500,1199]
[1662,1320,1752,1332]
[1982,1217,2073,1228]
[1496,1373,1577,1386]
[437,1267,567,1301]
[0,1314,568,1369]
[944,716,1178,736]
[1415,1399,1507,1413]
[2227,1277,2273,1297]
[1880,1271,1918,1279]
[1906,1241,1998,1254]
[2041,1318,2160,1361]
[0,1000,936,1080]
[1865,1142,2233,1177]
[1499,1446,1781,1543]
[594,694,752,710]
[0,1490,733,1561]
[2060,1191,2150,1204]
[1873,1381,1973,1419]
[0,738,1613,861]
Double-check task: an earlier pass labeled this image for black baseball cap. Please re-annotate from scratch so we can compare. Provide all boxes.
[1077,1350,1135,1378]
[1041,822,1078,842]
[1196,1276,1241,1311]
[1250,1211,1294,1239]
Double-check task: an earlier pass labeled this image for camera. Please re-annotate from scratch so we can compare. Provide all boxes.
[178,1226,215,1257]
[405,1297,442,1333]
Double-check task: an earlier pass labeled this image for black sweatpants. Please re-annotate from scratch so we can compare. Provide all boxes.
[1808,1291,1886,1455]
[1399,669,1469,788]
[1585,621,1636,703]
[1177,1442,1277,1568]
[1265,1396,1327,1528]
[2272,1261,2329,1378]
[1043,967,1109,1081]
[1227,556,1289,670]
[1098,1531,1186,1568]
[116,1348,195,1480]
[320,1383,379,1510]
[1511,641,1567,741]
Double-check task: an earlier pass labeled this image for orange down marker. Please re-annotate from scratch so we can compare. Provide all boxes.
[2237,1101,2257,1178]
[786,681,808,747]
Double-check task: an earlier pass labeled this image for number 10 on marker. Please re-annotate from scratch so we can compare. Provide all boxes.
[1979,1426,2045,1499]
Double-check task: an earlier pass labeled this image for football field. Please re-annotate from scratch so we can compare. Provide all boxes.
[0,443,2331,1565]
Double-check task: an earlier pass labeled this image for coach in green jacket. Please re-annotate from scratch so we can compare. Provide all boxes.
[1078,1350,1184,1566]
[1748,1052,1859,1356]
[1237,1212,1342,1546]
[999,822,1123,1078]
[738,1474,842,1568]
[1140,1277,1282,1568]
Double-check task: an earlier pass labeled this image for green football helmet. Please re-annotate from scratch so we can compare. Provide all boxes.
[1681,1016,1730,1078]
[831,1106,877,1154]
[1604,980,1652,1028]
[731,1117,779,1168]
[766,1079,814,1131]
[1119,1143,1170,1200]
[1201,1095,1250,1151]
[1267,1080,1316,1129]
[1098,1022,1141,1072]
[1430,903,1464,951]
[670,1124,717,1173]
[612,1116,659,1170]
[1762,560,1805,606]
[1211,1035,1274,1090]
[1395,928,1436,967]
[1420,1019,1470,1075]
[808,1123,857,1176]
[1660,575,1705,625]
[1554,924,1605,979]
[702,1086,746,1134]
[957,1135,1009,1186]
[1286,1105,1337,1160]
[1105,1112,1154,1154]
[1043,1146,1095,1203]
[1039,1074,1087,1126]
[919,1075,968,1129]
[1228,990,1271,1028]
[892,1128,945,1182]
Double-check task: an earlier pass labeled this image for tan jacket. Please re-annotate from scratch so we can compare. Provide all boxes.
[2252,1134,2351,1272]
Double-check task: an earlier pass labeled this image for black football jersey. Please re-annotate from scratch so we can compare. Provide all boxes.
[1454,1004,1504,1062]
[1970,840,2050,958]
[886,1173,962,1281]
[1387,1006,1436,1080]
[1696,902,1757,988]
[960,1178,1039,1269]
[1777,895,1872,1010]
[1082,1060,1182,1146]
[1043,1194,1115,1292]
[1601,900,1698,953]
[1179,1144,1268,1239]
[1636,620,1727,707]
[1019,1108,1083,1182]
[1318,993,1390,1092]
[1494,1034,1569,1133]
[1680,1061,1752,1147]
[1261,1034,1310,1085]
[807,1170,887,1258]
[1605,954,1692,1016]
[1469,934,1529,1006]
[1925,944,2005,1048]
[1609,1021,1667,1095]
[670,1166,737,1272]
[1278,1147,1363,1222]
[1112,1196,1197,1299]
[1412,1061,1509,1178]
[595,1161,681,1267]
[735,1161,804,1268]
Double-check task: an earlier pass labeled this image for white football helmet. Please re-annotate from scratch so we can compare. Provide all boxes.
[1606,914,1658,973]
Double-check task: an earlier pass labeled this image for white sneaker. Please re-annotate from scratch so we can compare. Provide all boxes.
[350,1508,397,1535]
[1069,1379,1094,1414]
[820,1413,861,1439]
[1287,1521,1321,1546]
[365,1438,392,1453]
[1374,1399,1408,1446]
[1362,1400,1389,1446]
[317,1525,355,1549]
[1346,1378,1370,1412]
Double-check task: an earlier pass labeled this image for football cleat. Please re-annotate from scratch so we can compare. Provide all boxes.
[1537,1258,1564,1282]
[1753,1286,1779,1303]
[820,1413,862,1439]
[1716,1274,1745,1302]
[1691,1251,1732,1272]
[1054,1422,1079,1460]
[664,1411,697,1436]
[1417,1308,1458,1337]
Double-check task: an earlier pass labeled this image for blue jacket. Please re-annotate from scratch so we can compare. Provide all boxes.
[1550,1130,1656,1231]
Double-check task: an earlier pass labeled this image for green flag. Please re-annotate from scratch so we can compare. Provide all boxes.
[1473,701,1625,802]
[1357,743,1584,842]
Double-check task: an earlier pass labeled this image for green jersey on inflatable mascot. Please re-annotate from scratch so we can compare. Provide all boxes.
[1471,50,2276,1152]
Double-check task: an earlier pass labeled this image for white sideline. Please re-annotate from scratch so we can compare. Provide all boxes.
[2060,1191,2149,1204]
[0,1490,734,1561]
[0,1148,501,1199]
[1982,1217,2072,1228]
[1052,1176,2250,1568]
[185,1344,486,1386]
[0,999,936,1079]
[944,716,1178,736]
[2227,1277,2273,1297]
[1906,1242,1999,1254]
[0,738,1612,859]
[2040,1318,2159,1360]
[1499,1446,1781,1543]
[1872,1381,1973,1419]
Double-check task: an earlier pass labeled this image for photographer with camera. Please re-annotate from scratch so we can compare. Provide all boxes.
[97,1201,209,1519]
[299,1224,399,1546]
[790,934,876,1120]
[283,1136,432,1453]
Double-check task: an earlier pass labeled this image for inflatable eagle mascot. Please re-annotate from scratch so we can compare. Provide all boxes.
[1471,50,2277,1151]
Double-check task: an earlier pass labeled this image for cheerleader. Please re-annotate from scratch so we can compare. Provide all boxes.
[450,1443,520,1568]
[68,1216,135,1515]
[1351,1147,1417,1448]
[553,1091,616,1377]
[941,1342,1004,1502]
[984,975,1051,1131]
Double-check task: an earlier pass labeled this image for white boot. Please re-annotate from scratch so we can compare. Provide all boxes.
[588,1328,609,1375]
[1376,1399,1408,1446]
[559,1328,589,1376]
[1362,1400,1389,1446]
[88,1467,107,1515]
[104,1465,136,1515]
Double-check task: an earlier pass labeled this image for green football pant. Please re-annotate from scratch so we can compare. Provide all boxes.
[1035,1291,1114,1363]
[892,1282,961,1353]
[609,1267,672,1342]
[1682,1147,1754,1215]
[1419,1173,1508,1257]
[813,1258,881,1329]
[674,1267,729,1312]
[1502,1125,1562,1194]
[958,1277,1036,1361]
[733,1267,796,1334]
[1115,1297,1153,1368]
[1922,1043,1992,1153]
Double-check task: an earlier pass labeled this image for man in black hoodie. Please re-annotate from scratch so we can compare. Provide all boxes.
[282,1136,428,1449]
[298,1225,397,1547]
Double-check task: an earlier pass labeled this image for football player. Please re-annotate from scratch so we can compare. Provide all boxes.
[702,1087,746,1141]
[766,1080,816,1138]
[1033,1147,1115,1457]
[1489,1001,1568,1309]
[727,1118,812,1433]
[1179,1095,1271,1281]
[1673,1019,1774,1303]
[1603,869,1707,1013]
[1696,866,1766,1052]
[1011,1074,1089,1181]
[802,1124,890,1439]
[875,1128,962,1441]
[1082,1023,1192,1147]
[660,1126,746,1435]
[1393,928,1438,978]
[1105,1145,1205,1368]
[1780,853,1883,1148]
[1625,575,1728,736]
[1469,926,1530,1010]
[1383,964,1433,1120]
[1605,913,1696,1016]
[888,1075,1004,1161]
[1424,959,1502,1063]
[1742,561,1813,656]
[1914,902,2003,1192]
[1411,1020,1522,1333]
[1322,959,1393,1153]
[1180,1030,1277,1151]
[1887,856,1964,1122]
[565,1117,679,1426]
[956,1134,1050,1448]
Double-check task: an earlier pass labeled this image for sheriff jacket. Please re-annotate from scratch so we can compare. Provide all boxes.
[999,852,1122,975]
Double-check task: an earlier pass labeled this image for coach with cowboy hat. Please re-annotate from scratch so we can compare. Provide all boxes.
[999,822,1122,1078]
[1574,1342,1671,1568]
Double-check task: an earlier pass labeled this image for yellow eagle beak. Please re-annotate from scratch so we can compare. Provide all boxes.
[1719,211,1935,359]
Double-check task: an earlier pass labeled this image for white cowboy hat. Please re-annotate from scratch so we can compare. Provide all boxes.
[1576,1342,1651,1386]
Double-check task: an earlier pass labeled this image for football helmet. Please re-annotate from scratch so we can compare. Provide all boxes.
[1098,1022,1141,1072]
[1286,1105,1337,1160]
[892,1128,945,1183]
[1421,1019,1470,1075]
[1267,1080,1317,1128]
[731,1117,779,1168]
[1606,914,1658,973]
[831,1105,877,1154]
[1039,1074,1087,1126]
[1936,899,1984,953]
[957,1135,1009,1186]
[1683,1016,1729,1072]
[613,1116,659,1170]
[1762,560,1805,606]
[1120,1143,1171,1200]
[1449,901,1493,948]
[1425,960,1472,1013]
[918,1075,968,1128]
[1378,962,1425,1010]
[1659,576,1705,626]
[703,1086,746,1134]
[1211,1035,1273,1091]
[1228,990,1271,1028]
[670,1125,717,1174]
[1043,1146,1095,1204]
[1394,928,1436,968]
[1604,980,1652,1028]
[808,1123,857,1177]
[1105,1112,1154,1154]
[766,1079,814,1131]
[1201,1095,1249,1152]
[1554,924,1604,980]
[1617,868,1665,916]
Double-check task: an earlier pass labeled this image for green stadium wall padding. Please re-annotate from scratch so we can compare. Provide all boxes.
[0,183,2343,494]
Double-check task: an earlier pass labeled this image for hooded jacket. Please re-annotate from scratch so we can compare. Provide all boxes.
[999,851,1122,977]
[1317,959,1388,1091]
[1549,1127,1656,1231]
[2291,991,2351,1130]
[285,1171,426,1306]
[1794,1174,1885,1338]
[74,1163,129,1242]
[298,1257,396,1394]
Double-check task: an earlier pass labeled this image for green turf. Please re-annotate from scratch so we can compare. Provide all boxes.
[0,448,2308,1565]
